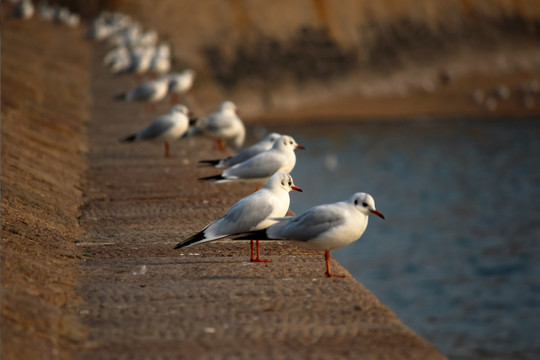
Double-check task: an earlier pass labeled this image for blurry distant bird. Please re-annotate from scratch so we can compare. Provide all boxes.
[13,0,34,19]
[174,172,302,262]
[199,132,281,169]
[55,7,80,27]
[199,135,304,186]
[189,101,245,152]
[234,192,385,277]
[167,69,195,104]
[38,1,55,20]
[114,76,169,103]
[149,43,172,77]
[120,105,190,158]
[87,11,134,41]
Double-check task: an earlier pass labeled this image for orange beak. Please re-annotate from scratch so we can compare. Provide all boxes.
[295,145,305,150]
[291,185,303,192]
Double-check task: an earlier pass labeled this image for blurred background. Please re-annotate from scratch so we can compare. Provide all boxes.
[62,0,540,119]
[13,0,540,359]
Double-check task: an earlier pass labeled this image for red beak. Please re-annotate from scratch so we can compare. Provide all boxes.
[291,186,303,192]
[370,209,385,220]
[295,145,305,150]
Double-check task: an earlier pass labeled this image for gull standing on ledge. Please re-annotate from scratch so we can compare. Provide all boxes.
[167,69,195,104]
[189,101,245,152]
[199,132,281,169]
[234,193,385,277]
[199,135,304,186]
[174,172,303,262]
[114,76,169,104]
[120,104,190,158]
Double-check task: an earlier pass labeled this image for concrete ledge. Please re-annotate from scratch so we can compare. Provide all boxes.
[1,11,445,360]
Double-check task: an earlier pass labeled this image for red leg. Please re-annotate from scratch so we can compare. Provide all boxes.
[250,240,256,262]
[217,138,226,152]
[170,93,178,105]
[250,240,271,263]
[164,142,173,158]
[325,250,345,278]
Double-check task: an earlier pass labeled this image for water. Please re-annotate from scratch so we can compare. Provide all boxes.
[271,118,540,360]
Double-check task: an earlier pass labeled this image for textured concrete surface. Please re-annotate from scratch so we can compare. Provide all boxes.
[75,40,444,359]
[1,13,91,360]
[2,6,448,360]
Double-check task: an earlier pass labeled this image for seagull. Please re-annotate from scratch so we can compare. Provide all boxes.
[167,69,195,104]
[233,193,385,277]
[120,104,190,157]
[199,135,304,186]
[189,101,245,152]
[174,172,303,262]
[114,76,169,103]
[149,43,171,77]
[199,132,281,169]
[13,0,34,19]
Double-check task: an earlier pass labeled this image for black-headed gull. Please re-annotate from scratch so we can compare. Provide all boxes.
[234,193,385,277]
[167,69,195,104]
[199,135,304,186]
[114,76,169,103]
[189,101,245,152]
[174,172,302,262]
[199,132,281,169]
[120,105,190,158]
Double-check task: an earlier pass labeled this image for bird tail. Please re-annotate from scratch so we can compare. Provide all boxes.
[198,174,225,181]
[113,92,127,101]
[174,230,207,249]
[231,229,270,241]
[119,134,136,143]
[198,159,221,166]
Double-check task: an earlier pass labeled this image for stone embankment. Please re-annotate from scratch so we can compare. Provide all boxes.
[1,7,445,360]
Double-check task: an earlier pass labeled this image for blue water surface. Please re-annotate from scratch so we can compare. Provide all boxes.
[271,118,540,360]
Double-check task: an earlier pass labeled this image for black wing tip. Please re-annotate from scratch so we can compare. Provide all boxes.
[232,229,269,241]
[119,134,136,143]
[174,231,206,249]
[198,174,224,181]
[198,159,220,166]
[113,92,126,101]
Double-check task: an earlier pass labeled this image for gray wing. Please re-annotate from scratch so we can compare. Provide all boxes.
[221,144,263,167]
[131,83,157,101]
[204,113,234,132]
[222,151,282,179]
[208,193,274,236]
[271,204,346,242]
[137,116,174,140]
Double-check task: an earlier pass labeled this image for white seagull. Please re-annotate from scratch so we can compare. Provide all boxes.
[199,135,304,186]
[149,43,171,77]
[199,132,282,168]
[167,69,196,104]
[174,172,303,262]
[189,101,245,152]
[120,104,190,158]
[114,76,169,103]
[234,193,385,277]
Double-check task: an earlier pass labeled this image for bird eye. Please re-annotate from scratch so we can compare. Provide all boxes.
[289,141,293,145]
[354,199,358,205]
[288,181,292,186]
[362,202,368,207]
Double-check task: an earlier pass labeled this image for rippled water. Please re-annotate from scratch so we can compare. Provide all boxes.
[272,118,540,360]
